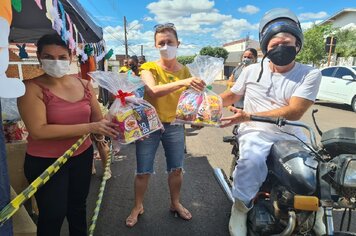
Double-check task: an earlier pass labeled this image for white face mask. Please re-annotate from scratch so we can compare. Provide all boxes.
[159,44,177,60]
[41,59,70,78]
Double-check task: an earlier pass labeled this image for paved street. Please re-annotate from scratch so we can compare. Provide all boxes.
[63,82,355,236]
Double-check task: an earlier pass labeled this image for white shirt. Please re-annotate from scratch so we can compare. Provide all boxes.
[230,60,322,139]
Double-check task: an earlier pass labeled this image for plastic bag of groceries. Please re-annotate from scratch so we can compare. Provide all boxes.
[89,71,163,144]
[174,55,224,126]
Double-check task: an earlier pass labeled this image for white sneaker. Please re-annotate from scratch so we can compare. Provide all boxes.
[229,199,252,236]
[313,207,326,236]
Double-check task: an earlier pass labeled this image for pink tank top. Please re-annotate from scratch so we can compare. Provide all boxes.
[26,78,92,158]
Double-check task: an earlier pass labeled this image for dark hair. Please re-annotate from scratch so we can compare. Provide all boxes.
[129,55,139,64]
[138,56,146,63]
[154,26,178,42]
[36,33,70,55]
[245,48,258,59]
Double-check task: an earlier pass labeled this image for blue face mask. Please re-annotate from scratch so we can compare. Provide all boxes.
[242,58,253,65]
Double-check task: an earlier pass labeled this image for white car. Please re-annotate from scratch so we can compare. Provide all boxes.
[317,66,356,112]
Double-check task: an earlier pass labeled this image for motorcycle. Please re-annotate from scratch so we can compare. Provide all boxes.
[214,110,356,235]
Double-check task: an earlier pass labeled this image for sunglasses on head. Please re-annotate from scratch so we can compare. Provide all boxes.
[154,23,175,31]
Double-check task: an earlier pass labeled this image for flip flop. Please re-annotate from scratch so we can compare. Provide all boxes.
[170,205,192,221]
[125,208,144,228]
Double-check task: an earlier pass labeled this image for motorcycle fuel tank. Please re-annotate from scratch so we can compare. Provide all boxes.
[268,140,318,195]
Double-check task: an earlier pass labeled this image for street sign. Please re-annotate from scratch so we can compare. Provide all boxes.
[325,36,337,53]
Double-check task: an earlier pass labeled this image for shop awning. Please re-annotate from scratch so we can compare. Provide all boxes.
[9,0,103,43]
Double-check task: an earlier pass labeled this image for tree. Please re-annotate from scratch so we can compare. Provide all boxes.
[335,28,356,57]
[177,55,196,65]
[296,24,332,66]
[199,46,229,62]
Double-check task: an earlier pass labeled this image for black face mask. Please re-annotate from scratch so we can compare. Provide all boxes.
[267,45,296,66]
[129,65,137,71]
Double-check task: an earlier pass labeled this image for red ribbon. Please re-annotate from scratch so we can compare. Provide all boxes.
[115,90,133,106]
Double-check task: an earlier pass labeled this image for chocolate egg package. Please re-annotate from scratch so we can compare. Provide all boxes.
[89,71,163,144]
[174,55,224,127]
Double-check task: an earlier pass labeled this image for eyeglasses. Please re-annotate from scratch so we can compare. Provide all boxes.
[154,23,175,31]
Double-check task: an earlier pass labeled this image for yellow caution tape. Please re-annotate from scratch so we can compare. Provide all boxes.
[0,134,90,225]
[88,142,113,236]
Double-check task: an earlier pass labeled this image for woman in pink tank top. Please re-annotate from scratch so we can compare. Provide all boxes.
[17,33,119,236]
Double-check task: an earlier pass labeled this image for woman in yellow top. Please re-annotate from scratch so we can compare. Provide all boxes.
[125,23,205,227]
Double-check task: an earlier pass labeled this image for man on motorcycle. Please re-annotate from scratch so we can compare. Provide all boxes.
[220,8,325,236]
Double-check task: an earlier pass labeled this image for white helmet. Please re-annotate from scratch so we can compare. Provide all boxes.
[259,8,303,55]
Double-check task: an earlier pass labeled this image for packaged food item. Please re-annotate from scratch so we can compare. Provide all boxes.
[196,93,222,125]
[173,56,224,127]
[89,71,163,144]
[175,90,203,122]
[133,102,161,135]
[3,121,26,143]
[114,105,142,143]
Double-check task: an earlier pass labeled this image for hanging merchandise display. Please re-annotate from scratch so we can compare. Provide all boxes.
[79,44,96,81]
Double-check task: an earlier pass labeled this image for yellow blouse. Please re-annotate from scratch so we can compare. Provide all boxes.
[141,62,191,122]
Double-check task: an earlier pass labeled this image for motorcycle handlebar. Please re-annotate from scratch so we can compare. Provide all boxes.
[249,115,319,151]
[250,115,287,126]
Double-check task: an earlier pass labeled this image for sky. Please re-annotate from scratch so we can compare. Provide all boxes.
[78,0,354,61]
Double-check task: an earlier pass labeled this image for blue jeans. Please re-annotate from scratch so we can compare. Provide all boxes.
[135,124,185,174]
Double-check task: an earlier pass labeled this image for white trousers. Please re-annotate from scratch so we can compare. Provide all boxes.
[232,130,292,205]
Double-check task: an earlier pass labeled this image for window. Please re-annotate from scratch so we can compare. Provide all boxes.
[321,67,336,77]
[334,67,355,79]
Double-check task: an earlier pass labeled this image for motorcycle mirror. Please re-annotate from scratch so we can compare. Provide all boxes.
[312,109,323,136]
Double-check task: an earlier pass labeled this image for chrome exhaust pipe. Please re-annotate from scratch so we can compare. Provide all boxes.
[213,168,234,203]
[273,211,296,236]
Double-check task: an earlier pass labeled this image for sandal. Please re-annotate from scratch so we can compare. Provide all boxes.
[125,208,144,228]
[170,204,192,221]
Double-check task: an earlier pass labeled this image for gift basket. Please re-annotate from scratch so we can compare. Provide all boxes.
[127,70,144,98]
[1,98,27,143]
[174,55,224,126]
[89,71,163,144]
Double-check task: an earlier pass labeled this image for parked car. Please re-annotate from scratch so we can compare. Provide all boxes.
[317,66,356,112]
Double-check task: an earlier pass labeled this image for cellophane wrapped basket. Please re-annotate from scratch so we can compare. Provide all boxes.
[174,55,224,127]
[89,71,163,144]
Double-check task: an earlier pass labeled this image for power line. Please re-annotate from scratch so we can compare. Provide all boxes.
[124,16,128,58]
[83,0,139,56]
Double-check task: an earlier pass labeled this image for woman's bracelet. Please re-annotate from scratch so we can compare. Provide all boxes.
[92,134,107,143]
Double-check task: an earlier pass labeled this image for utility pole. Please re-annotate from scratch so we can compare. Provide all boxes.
[141,45,143,56]
[245,32,250,50]
[327,36,334,67]
[124,16,128,59]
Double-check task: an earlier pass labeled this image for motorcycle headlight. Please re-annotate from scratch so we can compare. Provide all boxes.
[344,160,356,187]
[335,155,356,188]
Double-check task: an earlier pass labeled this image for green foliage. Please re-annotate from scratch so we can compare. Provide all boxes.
[177,55,196,65]
[334,28,356,57]
[199,46,229,62]
[296,24,332,66]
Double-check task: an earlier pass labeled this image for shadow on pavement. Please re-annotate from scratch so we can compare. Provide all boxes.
[84,143,232,236]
